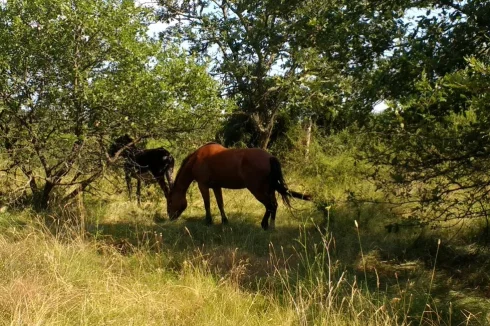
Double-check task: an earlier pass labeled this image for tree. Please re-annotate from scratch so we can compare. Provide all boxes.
[367,58,490,224]
[362,1,490,225]
[0,0,227,209]
[158,0,301,148]
[157,0,419,148]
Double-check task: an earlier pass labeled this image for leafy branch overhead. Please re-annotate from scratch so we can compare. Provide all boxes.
[0,0,227,209]
[1,0,490,227]
[368,58,490,223]
[158,0,402,147]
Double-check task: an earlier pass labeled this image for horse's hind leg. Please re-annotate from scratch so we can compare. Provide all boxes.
[268,194,278,229]
[165,166,174,189]
[198,183,213,225]
[260,210,271,230]
[150,166,171,199]
[249,187,277,230]
[261,196,277,230]
[155,174,170,198]
[213,187,228,224]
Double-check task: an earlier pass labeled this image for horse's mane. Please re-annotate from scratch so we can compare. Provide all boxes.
[174,152,194,186]
[174,142,220,186]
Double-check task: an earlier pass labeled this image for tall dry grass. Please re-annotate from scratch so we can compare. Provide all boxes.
[0,198,473,326]
[0,213,295,325]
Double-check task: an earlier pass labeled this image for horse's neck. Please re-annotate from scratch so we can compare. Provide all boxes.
[122,146,139,158]
[173,158,195,193]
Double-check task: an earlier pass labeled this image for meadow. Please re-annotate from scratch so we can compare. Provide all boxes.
[1,0,489,324]
[1,136,490,326]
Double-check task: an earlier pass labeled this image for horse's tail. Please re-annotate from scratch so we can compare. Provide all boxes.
[269,157,312,208]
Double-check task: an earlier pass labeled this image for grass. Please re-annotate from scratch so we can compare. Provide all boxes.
[0,180,489,326]
[1,136,490,325]
[0,212,291,325]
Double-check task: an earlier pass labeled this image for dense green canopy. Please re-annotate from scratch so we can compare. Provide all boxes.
[1,0,489,222]
[0,0,229,208]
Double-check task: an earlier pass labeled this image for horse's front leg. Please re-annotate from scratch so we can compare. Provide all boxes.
[198,183,213,225]
[125,172,132,201]
[165,166,174,190]
[155,175,170,199]
[213,188,228,224]
[136,177,142,206]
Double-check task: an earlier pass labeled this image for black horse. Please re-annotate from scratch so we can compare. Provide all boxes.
[108,135,174,204]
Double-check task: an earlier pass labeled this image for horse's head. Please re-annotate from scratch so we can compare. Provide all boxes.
[108,134,134,157]
[167,189,187,220]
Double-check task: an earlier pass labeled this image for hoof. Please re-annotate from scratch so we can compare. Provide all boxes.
[222,218,229,225]
[261,222,268,230]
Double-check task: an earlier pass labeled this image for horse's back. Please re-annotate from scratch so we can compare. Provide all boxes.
[134,147,172,163]
[196,144,271,167]
[195,142,227,156]
[235,148,273,177]
[193,144,273,189]
[139,147,171,156]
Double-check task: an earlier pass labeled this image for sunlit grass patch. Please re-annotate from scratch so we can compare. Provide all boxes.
[0,220,296,325]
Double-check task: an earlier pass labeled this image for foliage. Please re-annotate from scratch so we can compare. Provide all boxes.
[285,1,407,131]
[375,0,490,101]
[0,0,228,209]
[367,57,490,224]
[157,0,409,147]
[352,0,490,225]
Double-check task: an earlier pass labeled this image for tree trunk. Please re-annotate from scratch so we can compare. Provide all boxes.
[28,176,38,194]
[251,110,277,149]
[77,186,86,239]
[19,167,39,202]
[37,180,56,210]
[63,170,102,203]
[258,128,272,149]
[305,117,313,160]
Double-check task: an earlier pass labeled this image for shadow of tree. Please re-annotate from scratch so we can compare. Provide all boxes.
[89,212,326,289]
[41,201,490,325]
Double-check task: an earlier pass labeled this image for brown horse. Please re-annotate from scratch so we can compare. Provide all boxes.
[167,143,311,230]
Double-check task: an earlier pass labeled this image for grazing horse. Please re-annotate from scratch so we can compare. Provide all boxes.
[167,143,311,230]
[109,135,174,204]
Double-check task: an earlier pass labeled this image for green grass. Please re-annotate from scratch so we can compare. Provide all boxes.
[0,180,489,326]
[1,135,490,326]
